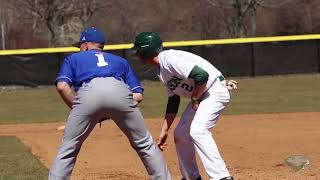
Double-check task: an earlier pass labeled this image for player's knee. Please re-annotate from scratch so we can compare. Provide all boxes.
[190,127,209,141]
[129,133,153,151]
[173,127,186,144]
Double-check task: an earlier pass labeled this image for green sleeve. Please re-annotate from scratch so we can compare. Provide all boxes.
[188,65,209,85]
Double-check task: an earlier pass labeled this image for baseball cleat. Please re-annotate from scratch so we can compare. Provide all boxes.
[181,176,202,180]
[220,176,234,180]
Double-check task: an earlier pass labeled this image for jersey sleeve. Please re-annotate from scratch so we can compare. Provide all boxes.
[168,56,195,79]
[55,55,74,86]
[124,62,144,93]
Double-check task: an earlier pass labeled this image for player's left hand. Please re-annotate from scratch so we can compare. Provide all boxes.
[191,99,200,111]
[133,93,143,104]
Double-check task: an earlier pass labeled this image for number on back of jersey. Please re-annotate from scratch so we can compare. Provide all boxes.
[95,54,108,67]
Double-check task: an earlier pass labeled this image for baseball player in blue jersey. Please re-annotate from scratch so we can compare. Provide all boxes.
[48,27,171,180]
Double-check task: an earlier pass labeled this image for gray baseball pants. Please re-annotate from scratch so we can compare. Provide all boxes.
[49,77,171,180]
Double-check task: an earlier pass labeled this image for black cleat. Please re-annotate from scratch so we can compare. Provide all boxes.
[220,176,234,180]
[181,176,202,180]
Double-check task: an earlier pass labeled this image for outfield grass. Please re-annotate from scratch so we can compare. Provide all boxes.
[0,87,69,124]
[0,136,48,180]
[0,74,319,124]
[224,73,320,114]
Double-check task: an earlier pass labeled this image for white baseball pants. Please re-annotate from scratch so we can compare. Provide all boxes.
[174,80,231,180]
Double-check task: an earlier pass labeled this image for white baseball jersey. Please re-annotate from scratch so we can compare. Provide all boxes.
[158,49,222,98]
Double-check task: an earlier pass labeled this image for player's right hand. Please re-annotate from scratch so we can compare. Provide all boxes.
[226,80,238,90]
[157,130,168,151]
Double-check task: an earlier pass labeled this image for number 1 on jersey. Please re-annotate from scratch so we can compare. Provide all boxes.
[95,54,108,67]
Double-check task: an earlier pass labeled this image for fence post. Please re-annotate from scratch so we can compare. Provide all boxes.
[122,49,126,59]
[317,40,320,73]
[251,43,255,77]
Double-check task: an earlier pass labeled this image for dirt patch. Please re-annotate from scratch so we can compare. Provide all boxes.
[1,112,320,180]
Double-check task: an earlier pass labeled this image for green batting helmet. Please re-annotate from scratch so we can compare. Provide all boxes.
[132,32,163,59]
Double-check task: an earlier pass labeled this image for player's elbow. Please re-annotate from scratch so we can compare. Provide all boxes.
[56,82,71,93]
[133,93,144,103]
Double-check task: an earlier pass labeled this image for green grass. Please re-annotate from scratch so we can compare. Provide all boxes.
[0,136,48,180]
[0,74,319,124]
[0,87,69,124]
[224,74,320,114]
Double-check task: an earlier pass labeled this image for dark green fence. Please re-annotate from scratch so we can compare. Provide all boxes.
[0,40,319,86]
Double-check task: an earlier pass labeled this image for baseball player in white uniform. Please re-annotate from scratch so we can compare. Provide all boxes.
[132,32,237,180]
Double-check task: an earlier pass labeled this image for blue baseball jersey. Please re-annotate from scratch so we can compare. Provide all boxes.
[55,49,143,93]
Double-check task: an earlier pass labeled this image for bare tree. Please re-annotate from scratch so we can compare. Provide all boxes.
[0,1,5,49]
[203,0,295,38]
[202,0,261,37]
[2,0,319,49]
[8,0,109,47]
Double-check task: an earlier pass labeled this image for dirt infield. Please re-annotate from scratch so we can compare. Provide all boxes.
[1,112,320,180]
